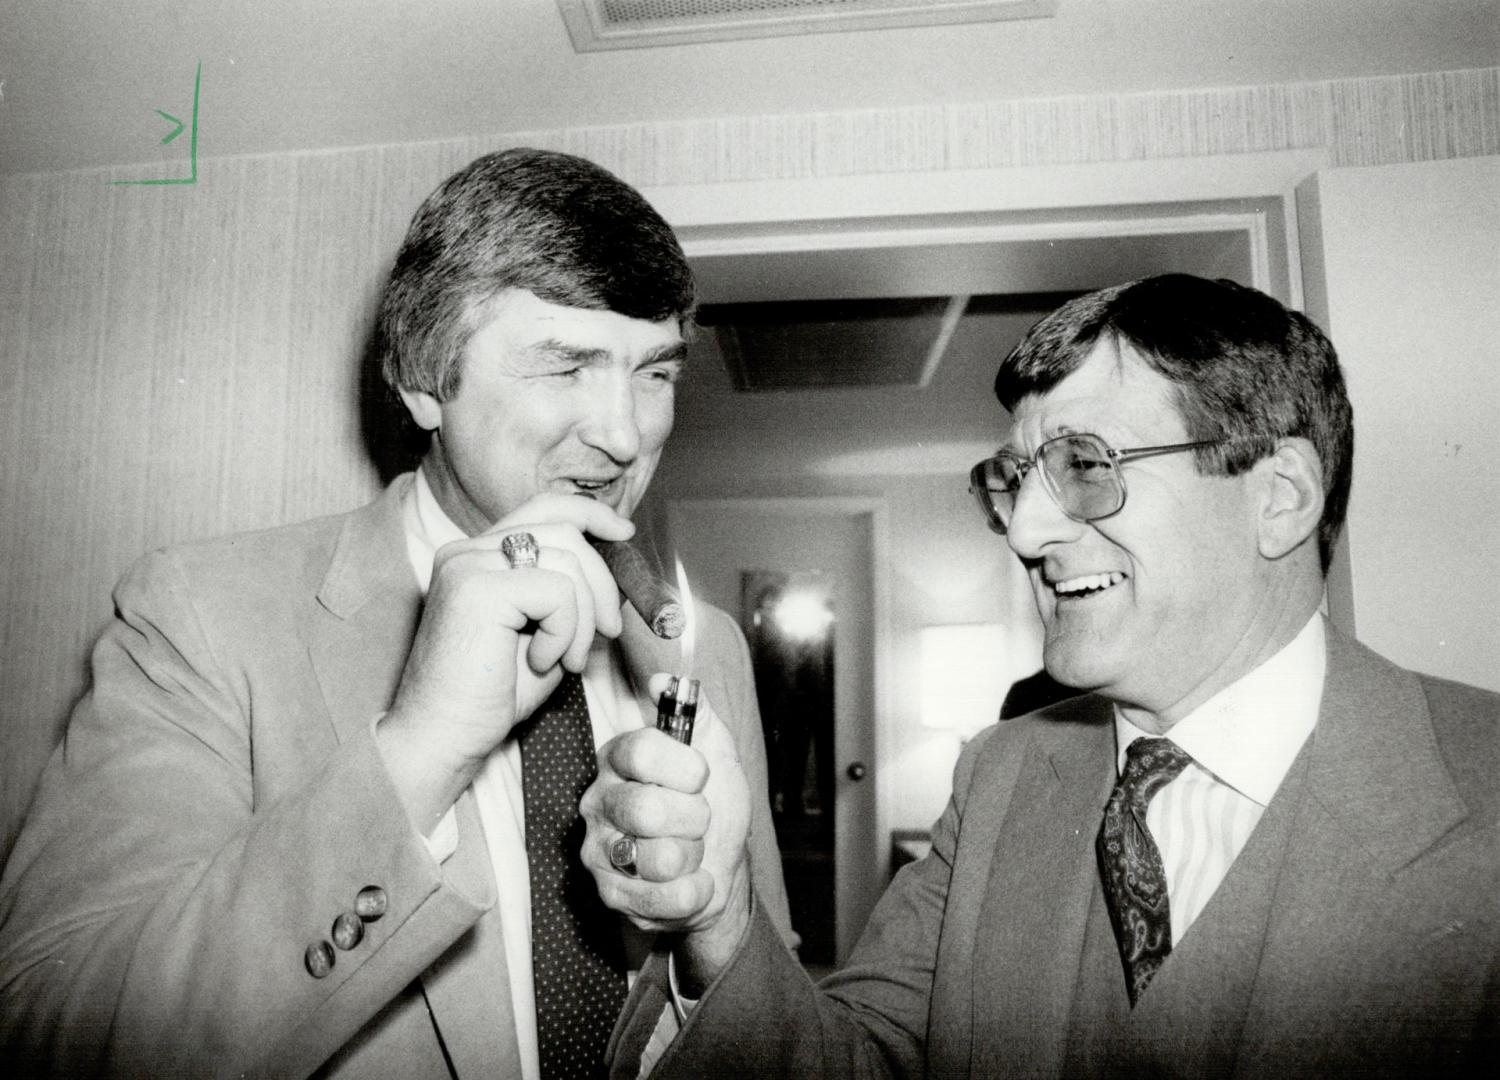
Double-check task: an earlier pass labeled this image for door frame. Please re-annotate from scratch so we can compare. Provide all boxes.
[645,149,1348,941]
[667,495,890,964]
[646,148,1333,310]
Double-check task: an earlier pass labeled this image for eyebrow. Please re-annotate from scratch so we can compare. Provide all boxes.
[523,339,689,369]
[644,341,689,368]
[525,341,609,367]
[997,422,1087,456]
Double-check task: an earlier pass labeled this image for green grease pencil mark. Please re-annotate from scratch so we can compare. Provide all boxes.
[113,61,200,186]
[155,109,185,145]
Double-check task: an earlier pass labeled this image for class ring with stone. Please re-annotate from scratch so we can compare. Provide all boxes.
[500,531,539,569]
[609,835,639,877]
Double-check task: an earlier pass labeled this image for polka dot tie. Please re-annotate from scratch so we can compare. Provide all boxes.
[1096,737,1194,1005]
[519,672,626,1080]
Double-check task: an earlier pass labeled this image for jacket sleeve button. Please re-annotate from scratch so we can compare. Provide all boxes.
[354,885,388,921]
[331,911,365,951]
[304,941,335,978]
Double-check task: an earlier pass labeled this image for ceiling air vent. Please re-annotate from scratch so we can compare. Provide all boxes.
[557,0,1056,51]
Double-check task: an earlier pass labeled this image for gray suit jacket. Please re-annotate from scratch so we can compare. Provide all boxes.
[618,624,1498,1077]
[0,475,794,1078]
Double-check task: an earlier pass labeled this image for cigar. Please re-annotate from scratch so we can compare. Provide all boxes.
[655,675,699,744]
[592,539,686,640]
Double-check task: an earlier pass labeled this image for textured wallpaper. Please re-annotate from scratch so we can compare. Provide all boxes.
[1,66,1495,848]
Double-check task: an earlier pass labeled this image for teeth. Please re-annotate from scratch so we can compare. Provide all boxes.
[1054,571,1125,595]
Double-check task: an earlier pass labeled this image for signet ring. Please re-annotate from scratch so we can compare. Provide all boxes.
[609,835,639,876]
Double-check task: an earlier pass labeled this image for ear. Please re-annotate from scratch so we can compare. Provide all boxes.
[398,387,442,432]
[1256,437,1324,560]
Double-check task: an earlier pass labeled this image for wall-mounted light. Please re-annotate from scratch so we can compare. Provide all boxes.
[771,589,835,642]
[919,623,1010,740]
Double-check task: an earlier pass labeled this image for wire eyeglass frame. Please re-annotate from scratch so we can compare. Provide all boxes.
[968,433,1229,535]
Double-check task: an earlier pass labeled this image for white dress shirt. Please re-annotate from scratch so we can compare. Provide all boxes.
[1113,614,1327,945]
[401,468,651,1080]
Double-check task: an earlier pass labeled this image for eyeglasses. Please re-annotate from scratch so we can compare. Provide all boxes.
[968,433,1227,535]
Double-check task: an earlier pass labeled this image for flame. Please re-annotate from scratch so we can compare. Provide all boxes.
[674,554,696,678]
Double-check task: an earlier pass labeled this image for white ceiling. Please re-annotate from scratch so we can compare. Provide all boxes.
[2,0,1495,176]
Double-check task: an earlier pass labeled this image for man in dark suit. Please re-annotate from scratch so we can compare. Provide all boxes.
[586,274,1498,1076]
[0,148,792,1078]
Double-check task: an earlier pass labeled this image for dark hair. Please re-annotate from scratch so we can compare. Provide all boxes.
[995,274,1353,572]
[375,148,695,401]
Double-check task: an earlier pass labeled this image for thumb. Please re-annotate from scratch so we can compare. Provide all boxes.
[646,672,677,702]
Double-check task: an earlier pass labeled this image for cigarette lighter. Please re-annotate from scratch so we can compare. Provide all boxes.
[655,675,699,745]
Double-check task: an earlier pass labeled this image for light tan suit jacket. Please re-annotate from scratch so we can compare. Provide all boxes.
[0,475,794,1078]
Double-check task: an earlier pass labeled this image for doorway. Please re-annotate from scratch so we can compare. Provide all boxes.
[743,567,837,965]
[667,497,883,967]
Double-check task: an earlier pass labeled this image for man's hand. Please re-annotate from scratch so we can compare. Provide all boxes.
[580,677,754,996]
[377,495,634,835]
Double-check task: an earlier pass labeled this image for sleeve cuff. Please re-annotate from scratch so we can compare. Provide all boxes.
[368,711,461,864]
[422,805,459,864]
[664,951,699,1025]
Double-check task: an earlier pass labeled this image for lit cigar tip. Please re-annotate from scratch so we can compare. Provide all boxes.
[651,603,686,640]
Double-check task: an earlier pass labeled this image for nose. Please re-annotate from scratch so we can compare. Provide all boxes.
[578,371,642,463]
[1005,468,1085,560]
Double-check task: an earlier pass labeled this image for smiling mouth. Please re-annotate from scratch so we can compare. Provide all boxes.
[1051,571,1126,599]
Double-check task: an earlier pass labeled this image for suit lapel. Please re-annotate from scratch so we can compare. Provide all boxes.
[305,476,521,1076]
[1291,627,1466,870]
[306,476,424,743]
[970,701,1117,1077]
[1237,625,1471,1060]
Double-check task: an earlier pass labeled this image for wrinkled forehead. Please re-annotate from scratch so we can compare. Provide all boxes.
[1005,338,1185,451]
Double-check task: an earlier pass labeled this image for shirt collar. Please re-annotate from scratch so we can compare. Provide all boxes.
[1114,613,1327,806]
[403,466,470,594]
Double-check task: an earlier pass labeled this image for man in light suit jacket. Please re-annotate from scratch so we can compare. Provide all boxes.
[588,275,1498,1076]
[0,148,793,1078]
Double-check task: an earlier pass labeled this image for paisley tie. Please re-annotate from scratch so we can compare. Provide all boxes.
[1096,737,1193,1005]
